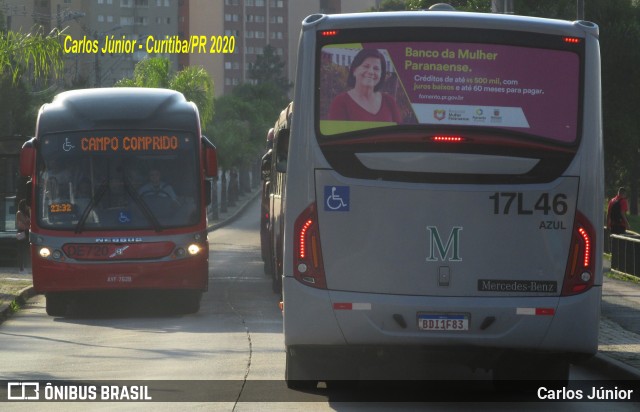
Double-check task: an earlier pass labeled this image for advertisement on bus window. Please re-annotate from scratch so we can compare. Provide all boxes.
[319,42,580,143]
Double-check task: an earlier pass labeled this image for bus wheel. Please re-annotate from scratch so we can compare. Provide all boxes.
[46,293,68,317]
[493,353,570,390]
[176,291,201,314]
[263,256,274,277]
[285,347,318,390]
[272,271,282,294]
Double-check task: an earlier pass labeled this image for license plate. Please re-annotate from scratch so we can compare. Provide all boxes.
[418,314,469,331]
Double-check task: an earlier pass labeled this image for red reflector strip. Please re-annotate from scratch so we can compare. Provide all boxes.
[333,302,372,311]
[321,30,338,37]
[535,308,555,316]
[563,37,581,44]
[517,308,555,316]
[432,136,464,143]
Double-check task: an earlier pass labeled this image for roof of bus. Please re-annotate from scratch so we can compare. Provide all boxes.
[36,88,200,135]
[304,11,598,38]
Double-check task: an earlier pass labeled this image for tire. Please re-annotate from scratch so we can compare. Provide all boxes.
[45,293,68,317]
[493,353,569,391]
[271,254,281,294]
[175,290,202,314]
[285,348,318,390]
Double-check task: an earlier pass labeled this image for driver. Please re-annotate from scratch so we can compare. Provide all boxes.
[138,168,178,202]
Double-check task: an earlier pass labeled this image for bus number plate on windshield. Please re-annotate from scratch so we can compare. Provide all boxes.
[418,313,469,331]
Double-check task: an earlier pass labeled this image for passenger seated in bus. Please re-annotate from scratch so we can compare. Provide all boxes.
[138,169,178,202]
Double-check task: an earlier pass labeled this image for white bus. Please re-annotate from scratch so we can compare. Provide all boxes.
[281,8,602,386]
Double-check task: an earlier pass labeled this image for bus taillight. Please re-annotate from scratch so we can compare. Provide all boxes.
[562,211,595,296]
[293,202,327,289]
[321,30,339,37]
[563,37,581,44]
[432,136,464,143]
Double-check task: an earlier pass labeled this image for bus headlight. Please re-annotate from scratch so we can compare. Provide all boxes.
[187,244,201,255]
[39,247,51,258]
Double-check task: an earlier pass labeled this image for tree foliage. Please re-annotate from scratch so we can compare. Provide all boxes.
[247,44,291,95]
[0,27,65,83]
[405,0,491,12]
[115,57,214,127]
[208,82,288,171]
[210,46,290,173]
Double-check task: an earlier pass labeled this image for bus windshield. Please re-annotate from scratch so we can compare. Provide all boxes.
[318,33,582,144]
[36,132,200,231]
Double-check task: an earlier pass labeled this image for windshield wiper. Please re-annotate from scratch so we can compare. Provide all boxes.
[123,176,163,232]
[75,181,109,234]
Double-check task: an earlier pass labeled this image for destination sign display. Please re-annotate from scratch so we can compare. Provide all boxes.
[42,133,193,155]
[81,135,179,152]
[49,203,73,213]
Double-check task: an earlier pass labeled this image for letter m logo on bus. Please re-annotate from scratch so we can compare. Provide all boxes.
[426,226,462,262]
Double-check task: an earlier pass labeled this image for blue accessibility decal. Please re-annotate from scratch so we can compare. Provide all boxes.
[324,186,349,212]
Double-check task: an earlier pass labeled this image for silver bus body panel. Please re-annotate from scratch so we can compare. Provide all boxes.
[315,171,579,297]
[284,276,600,354]
[284,12,602,358]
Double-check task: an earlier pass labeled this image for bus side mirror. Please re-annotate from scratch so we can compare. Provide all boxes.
[19,146,35,177]
[202,136,218,178]
[205,146,218,177]
[261,150,272,180]
[275,132,289,173]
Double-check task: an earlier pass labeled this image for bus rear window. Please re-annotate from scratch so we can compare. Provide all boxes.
[318,39,581,144]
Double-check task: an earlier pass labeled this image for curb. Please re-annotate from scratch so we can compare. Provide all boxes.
[586,352,640,380]
[208,189,261,232]
[0,285,36,325]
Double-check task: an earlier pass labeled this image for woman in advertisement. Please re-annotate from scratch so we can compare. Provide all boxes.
[327,48,402,123]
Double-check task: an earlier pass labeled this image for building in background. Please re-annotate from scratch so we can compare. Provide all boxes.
[2,0,179,88]
[1,0,378,94]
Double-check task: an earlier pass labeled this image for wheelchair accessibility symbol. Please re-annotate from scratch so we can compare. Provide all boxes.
[118,211,132,224]
[324,186,349,211]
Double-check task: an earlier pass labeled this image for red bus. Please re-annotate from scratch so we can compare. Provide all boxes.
[19,88,218,316]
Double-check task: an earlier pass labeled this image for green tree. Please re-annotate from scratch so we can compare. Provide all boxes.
[406,0,491,12]
[169,66,214,128]
[207,80,289,208]
[0,27,65,83]
[115,57,214,127]
[1,16,64,136]
[589,0,640,213]
[247,44,291,95]
[371,0,408,11]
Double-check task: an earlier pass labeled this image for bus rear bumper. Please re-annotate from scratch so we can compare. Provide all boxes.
[283,277,601,356]
[32,257,208,293]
